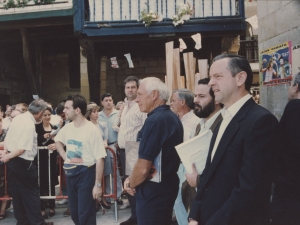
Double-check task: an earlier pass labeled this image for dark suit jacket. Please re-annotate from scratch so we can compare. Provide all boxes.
[181,113,223,210]
[189,98,278,225]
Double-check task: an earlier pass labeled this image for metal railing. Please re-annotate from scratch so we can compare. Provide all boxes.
[87,0,240,22]
[0,146,119,222]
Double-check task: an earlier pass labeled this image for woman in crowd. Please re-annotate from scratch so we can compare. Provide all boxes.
[35,107,58,219]
[0,117,8,220]
[85,104,112,209]
[261,58,278,82]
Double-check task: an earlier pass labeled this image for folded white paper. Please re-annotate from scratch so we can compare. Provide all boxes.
[110,57,119,68]
[124,53,134,68]
[175,129,212,174]
[191,33,202,50]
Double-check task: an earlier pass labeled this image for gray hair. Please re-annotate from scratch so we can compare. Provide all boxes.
[28,99,48,115]
[173,88,194,109]
[140,77,169,101]
[293,72,300,91]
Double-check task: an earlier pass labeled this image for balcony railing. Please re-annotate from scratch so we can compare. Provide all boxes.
[0,0,72,15]
[87,0,239,22]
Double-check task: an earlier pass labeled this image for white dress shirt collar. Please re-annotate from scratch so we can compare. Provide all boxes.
[199,109,222,130]
[221,94,252,120]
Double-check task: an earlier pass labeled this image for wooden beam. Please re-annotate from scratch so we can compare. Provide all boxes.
[173,48,180,90]
[198,59,208,80]
[183,52,195,92]
[20,27,39,96]
[80,39,100,104]
[165,41,174,100]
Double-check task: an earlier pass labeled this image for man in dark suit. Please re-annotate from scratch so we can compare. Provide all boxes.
[270,72,300,224]
[189,54,278,225]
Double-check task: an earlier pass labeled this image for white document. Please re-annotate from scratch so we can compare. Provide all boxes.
[175,129,212,174]
[125,141,161,183]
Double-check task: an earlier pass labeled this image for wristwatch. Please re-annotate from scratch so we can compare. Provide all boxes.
[95,182,102,187]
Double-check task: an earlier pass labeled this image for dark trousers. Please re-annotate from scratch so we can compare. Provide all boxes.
[136,177,179,225]
[66,165,96,225]
[270,194,300,225]
[7,157,45,225]
[119,148,137,221]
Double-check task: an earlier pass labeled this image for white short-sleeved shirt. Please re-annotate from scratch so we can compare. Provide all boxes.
[5,111,37,161]
[54,121,107,166]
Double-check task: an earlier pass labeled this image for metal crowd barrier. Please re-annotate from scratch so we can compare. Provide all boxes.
[0,146,119,222]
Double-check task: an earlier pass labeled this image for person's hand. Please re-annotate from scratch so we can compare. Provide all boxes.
[124,177,136,196]
[48,143,56,151]
[185,163,199,188]
[59,119,64,128]
[92,185,102,200]
[44,133,51,139]
[189,219,198,225]
[0,152,10,163]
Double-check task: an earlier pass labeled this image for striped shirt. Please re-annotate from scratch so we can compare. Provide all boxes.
[117,100,147,149]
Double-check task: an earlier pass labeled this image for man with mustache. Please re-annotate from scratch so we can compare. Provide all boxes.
[181,78,223,213]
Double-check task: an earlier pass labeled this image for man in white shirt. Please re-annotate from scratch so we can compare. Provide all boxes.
[189,54,278,225]
[118,76,147,225]
[99,93,123,205]
[0,99,54,225]
[170,88,200,225]
[181,78,223,212]
[55,94,106,225]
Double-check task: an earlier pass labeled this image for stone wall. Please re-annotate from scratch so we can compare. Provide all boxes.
[258,0,300,119]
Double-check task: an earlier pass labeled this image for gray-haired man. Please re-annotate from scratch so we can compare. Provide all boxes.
[0,99,53,225]
[170,89,201,225]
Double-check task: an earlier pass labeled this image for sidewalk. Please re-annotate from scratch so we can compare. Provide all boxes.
[3,200,131,225]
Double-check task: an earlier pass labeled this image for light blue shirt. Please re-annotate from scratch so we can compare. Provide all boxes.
[98,109,119,143]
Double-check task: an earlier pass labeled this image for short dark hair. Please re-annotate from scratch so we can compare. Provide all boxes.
[212,54,253,91]
[198,78,214,98]
[101,93,113,101]
[56,102,65,115]
[44,107,53,114]
[293,73,300,91]
[123,76,139,88]
[66,94,87,115]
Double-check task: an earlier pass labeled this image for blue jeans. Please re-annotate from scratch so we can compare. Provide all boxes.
[174,163,188,225]
[66,165,96,225]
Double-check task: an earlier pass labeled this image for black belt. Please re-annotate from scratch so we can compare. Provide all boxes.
[108,142,117,145]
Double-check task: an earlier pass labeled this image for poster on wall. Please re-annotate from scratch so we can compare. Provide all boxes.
[292,44,300,82]
[259,41,292,86]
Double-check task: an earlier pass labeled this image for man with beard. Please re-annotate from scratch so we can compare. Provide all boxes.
[181,78,223,213]
[170,89,201,225]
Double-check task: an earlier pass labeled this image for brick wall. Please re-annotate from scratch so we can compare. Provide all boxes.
[42,53,79,108]
[0,47,32,108]
[105,57,166,103]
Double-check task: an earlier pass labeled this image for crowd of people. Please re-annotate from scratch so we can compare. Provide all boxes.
[0,54,299,225]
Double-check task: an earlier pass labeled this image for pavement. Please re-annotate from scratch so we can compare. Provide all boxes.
[2,199,132,225]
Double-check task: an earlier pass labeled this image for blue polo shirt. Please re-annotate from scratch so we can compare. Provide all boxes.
[98,109,119,143]
[138,105,183,180]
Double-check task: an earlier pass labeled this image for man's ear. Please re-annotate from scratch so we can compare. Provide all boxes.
[75,107,81,115]
[295,83,299,93]
[152,90,159,100]
[236,71,247,87]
